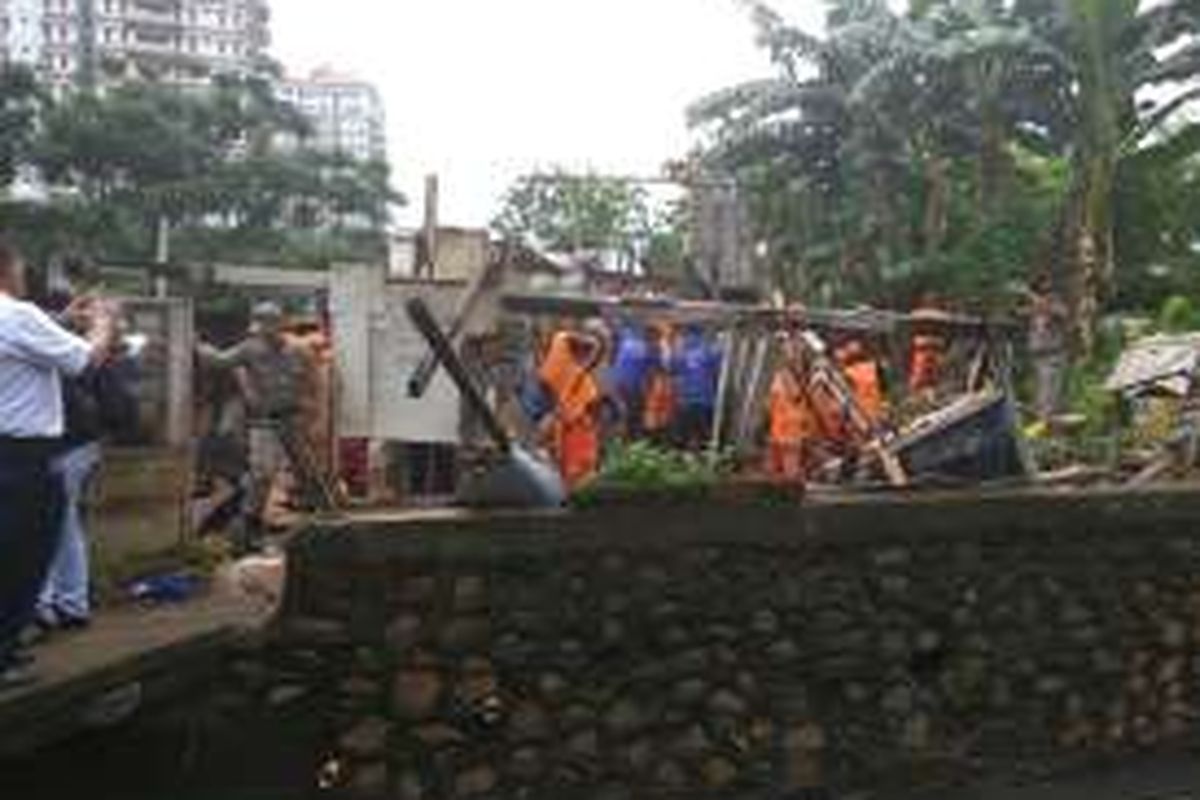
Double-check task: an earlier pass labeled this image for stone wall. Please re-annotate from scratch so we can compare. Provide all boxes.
[285,490,1200,798]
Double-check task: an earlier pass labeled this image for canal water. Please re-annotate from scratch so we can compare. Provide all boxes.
[0,673,345,799]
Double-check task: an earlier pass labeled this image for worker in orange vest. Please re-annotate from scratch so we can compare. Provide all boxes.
[641,323,676,446]
[807,371,850,464]
[642,365,676,446]
[539,328,605,489]
[767,337,814,481]
[836,337,886,429]
[908,295,949,396]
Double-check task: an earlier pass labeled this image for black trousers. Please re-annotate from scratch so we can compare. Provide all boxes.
[618,389,645,439]
[0,440,64,664]
[673,405,714,451]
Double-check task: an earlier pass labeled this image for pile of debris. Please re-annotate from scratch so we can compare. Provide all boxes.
[502,293,1032,494]
[1105,334,1200,486]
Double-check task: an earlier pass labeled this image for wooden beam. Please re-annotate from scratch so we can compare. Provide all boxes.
[499,293,1018,336]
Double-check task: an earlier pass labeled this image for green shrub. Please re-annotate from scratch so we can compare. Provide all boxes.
[572,441,724,506]
[1157,294,1198,334]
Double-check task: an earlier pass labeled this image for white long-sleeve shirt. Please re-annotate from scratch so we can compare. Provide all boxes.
[0,294,93,438]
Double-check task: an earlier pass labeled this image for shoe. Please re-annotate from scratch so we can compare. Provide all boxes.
[0,663,38,692]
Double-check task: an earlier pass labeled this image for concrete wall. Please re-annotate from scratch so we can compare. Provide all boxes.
[330,264,465,443]
[91,448,189,572]
[433,229,490,284]
[285,490,1200,797]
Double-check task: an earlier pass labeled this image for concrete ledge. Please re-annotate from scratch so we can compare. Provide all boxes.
[291,486,1200,561]
[0,595,268,757]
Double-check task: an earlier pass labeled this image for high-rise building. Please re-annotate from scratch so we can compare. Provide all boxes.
[1,0,46,66]
[278,67,387,163]
[1,0,271,95]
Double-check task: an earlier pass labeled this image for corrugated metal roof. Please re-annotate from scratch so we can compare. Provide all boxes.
[1105,334,1200,395]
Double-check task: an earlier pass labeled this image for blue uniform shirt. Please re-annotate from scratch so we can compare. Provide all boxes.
[674,329,721,410]
[609,325,655,397]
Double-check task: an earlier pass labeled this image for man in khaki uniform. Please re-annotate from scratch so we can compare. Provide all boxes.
[199,302,308,552]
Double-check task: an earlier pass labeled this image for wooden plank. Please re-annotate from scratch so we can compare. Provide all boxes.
[164,298,194,449]
[709,329,735,455]
[210,264,331,290]
[500,292,1017,334]
[735,336,774,455]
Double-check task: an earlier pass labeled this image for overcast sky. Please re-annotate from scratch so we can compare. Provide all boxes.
[272,1,827,228]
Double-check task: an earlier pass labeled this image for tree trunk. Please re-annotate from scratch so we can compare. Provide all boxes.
[922,154,950,256]
[1061,153,1115,356]
[1060,0,1122,355]
[977,114,1011,217]
[870,167,900,296]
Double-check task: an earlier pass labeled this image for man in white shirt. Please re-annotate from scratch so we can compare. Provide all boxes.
[0,238,113,689]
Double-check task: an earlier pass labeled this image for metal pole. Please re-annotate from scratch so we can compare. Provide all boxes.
[422,174,439,279]
[154,215,170,299]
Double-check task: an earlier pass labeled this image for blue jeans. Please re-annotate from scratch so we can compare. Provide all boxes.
[38,443,101,622]
[0,441,62,663]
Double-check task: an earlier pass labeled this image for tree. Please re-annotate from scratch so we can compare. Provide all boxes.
[691,0,953,301]
[493,170,692,278]
[1112,123,1200,309]
[692,0,1200,344]
[36,84,231,221]
[493,170,654,258]
[1035,0,1200,349]
[23,78,399,267]
[0,65,48,191]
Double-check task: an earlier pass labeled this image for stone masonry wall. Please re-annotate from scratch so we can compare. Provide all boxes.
[285,490,1200,798]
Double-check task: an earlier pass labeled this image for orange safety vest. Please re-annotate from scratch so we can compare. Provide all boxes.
[909,333,945,393]
[768,369,814,445]
[767,368,815,480]
[643,370,676,433]
[843,358,885,426]
[540,332,601,488]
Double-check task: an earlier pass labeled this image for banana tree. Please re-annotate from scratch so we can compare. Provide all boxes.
[1027,0,1200,351]
[691,0,919,301]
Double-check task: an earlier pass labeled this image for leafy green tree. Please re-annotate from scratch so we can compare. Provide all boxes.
[493,169,689,278]
[693,0,1200,345]
[1032,0,1200,350]
[0,65,45,191]
[693,0,969,302]
[23,78,398,267]
[1112,123,1200,310]
[493,169,654,258]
